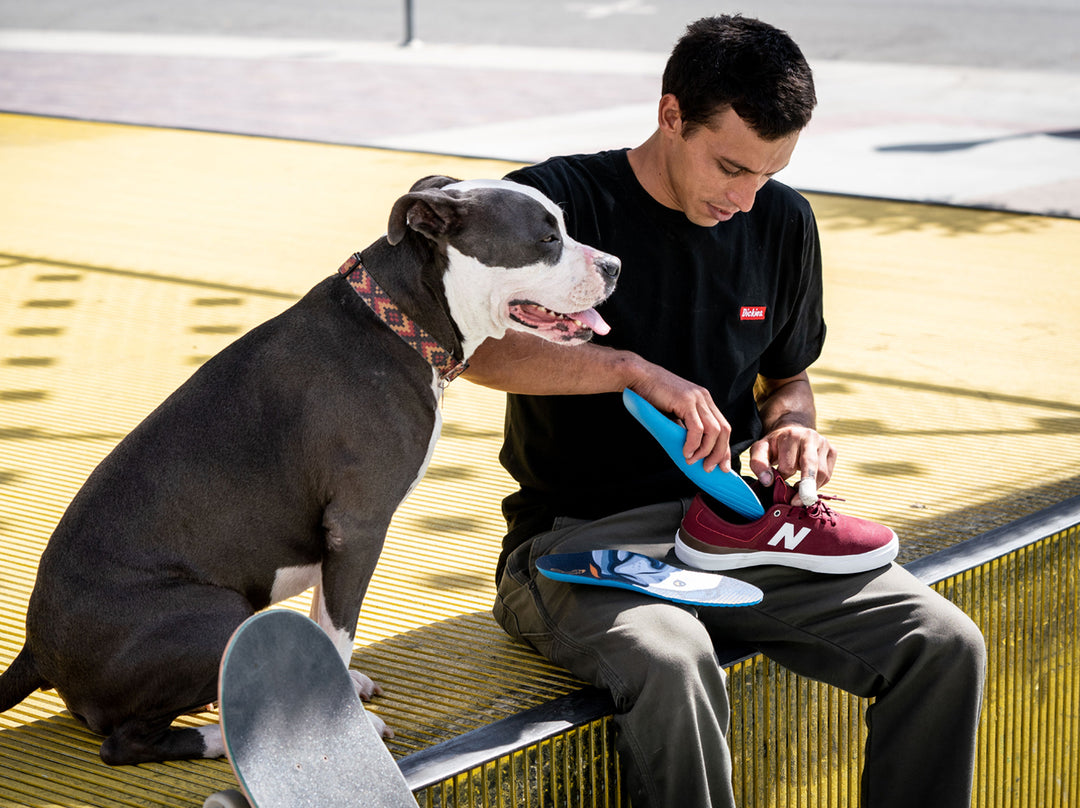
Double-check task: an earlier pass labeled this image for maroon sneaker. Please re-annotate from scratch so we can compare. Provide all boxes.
[676,477,898,574]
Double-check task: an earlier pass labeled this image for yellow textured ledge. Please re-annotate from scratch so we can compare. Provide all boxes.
[1,114,1078,806]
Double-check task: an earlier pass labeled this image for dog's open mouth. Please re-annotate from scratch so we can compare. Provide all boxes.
[509,301,611,342]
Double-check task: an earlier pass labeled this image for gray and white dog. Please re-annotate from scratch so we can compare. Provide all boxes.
[0,176,620,765]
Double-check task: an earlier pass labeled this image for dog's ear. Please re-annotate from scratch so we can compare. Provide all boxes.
[387,189,467,246]
[409,175,460,192]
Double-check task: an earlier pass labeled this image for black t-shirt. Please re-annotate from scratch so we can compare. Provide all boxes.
[496,149,825,574]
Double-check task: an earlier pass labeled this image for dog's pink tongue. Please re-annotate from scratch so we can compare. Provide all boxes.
[573,307,611,336]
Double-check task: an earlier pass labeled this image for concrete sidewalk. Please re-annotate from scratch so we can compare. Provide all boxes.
[1,29,1078,218]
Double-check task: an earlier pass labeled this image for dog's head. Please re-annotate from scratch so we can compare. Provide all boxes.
[387,176,620,355]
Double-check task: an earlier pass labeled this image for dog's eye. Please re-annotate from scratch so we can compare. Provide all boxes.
[540,234,560,244]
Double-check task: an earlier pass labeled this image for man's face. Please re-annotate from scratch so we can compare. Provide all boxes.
[659,99,800,227]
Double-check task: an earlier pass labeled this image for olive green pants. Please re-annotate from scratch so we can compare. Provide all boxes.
[494,499,986,808]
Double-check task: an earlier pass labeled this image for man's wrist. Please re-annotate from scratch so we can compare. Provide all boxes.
[616,351,657,394]
[762,412,816,434]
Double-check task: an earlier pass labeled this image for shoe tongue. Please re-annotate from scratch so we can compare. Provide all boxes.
[748,475,791,507]
[771,476,797,505]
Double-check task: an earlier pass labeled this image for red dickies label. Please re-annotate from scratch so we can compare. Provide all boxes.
[740,306,767,321]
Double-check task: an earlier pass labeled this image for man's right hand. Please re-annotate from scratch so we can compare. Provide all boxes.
[627,368,732,474]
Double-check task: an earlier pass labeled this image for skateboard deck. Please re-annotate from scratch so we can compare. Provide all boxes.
[623,388,766,520]
[205,609,417,808]
[536,550,764,607]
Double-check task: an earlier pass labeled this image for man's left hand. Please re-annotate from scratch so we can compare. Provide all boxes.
[748,424,836,498]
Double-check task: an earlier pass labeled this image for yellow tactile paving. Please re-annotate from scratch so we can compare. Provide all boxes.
[1,113,1079,806]
[806,196,1080,553]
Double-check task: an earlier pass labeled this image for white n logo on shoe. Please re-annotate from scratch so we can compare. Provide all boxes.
[768,522,811,550]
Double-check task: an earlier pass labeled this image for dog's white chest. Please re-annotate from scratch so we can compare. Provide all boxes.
[406,369,443,497]
[269,563,322,604]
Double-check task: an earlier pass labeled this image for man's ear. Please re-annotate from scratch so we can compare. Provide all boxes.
[386,189,468,246]
[658,93,683,136]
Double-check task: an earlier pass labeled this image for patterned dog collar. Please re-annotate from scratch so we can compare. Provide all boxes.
[338,253,468,385]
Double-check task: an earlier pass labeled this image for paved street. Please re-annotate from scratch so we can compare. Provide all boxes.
[1,1,1078,215]
[1,0,1076,69]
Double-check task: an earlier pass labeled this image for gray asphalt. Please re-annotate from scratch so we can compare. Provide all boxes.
[1,0,1078,216]
[2,0,1076,70]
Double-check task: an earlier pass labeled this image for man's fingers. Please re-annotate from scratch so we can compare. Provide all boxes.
[748,440,775,486]
[692,409,732,473]
[797,474,818,506]
[633,375,732,474]
[681,413,706,460]
[750,429,830,498]
[702,440,733,474]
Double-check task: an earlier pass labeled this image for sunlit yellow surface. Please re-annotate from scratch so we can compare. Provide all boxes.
[1,114,1078,805]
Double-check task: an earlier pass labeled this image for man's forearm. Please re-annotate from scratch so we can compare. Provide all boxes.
[755,372,817,433]
[465,331,736,472]
[464,331,648,395]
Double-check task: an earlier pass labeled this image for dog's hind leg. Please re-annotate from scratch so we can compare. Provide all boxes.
[86,586,251,765]
[93,636,226,765]
[100,715,220,765]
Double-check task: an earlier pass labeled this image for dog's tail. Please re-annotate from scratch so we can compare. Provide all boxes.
[0,645,49,713]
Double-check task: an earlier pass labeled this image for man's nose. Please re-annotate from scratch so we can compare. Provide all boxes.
[728,175,763,213]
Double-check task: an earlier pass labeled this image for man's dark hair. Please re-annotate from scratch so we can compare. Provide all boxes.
[662,15,816,140]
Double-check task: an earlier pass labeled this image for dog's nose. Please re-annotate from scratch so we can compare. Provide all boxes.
[597,255,621,279]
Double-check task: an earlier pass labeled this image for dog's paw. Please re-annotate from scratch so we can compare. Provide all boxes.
[367,710,395,740]
[348,669,394,738]
[200,725,226,759]
[349,669,383,701]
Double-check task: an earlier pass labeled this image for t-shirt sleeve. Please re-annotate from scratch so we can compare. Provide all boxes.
[757,203,827,380]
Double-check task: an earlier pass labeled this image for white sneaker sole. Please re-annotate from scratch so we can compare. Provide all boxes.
[674,530,899,575]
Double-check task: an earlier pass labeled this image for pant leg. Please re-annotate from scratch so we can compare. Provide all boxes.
[494,502,739,808]
[698,562,987,808]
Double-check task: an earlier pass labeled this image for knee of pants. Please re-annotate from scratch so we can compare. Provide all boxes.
[949,610,987,681]
[914,599,987,686]
[607,604,727,707]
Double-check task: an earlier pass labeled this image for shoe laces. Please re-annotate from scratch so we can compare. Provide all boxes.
[797,493,844,527]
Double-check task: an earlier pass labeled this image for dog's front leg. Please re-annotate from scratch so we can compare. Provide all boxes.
[309,582,391,739]
[315,506,394,737]
[309,581,382,700]
[308,583,366,673]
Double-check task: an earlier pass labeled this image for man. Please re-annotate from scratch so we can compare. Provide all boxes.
[465,15,985,808]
